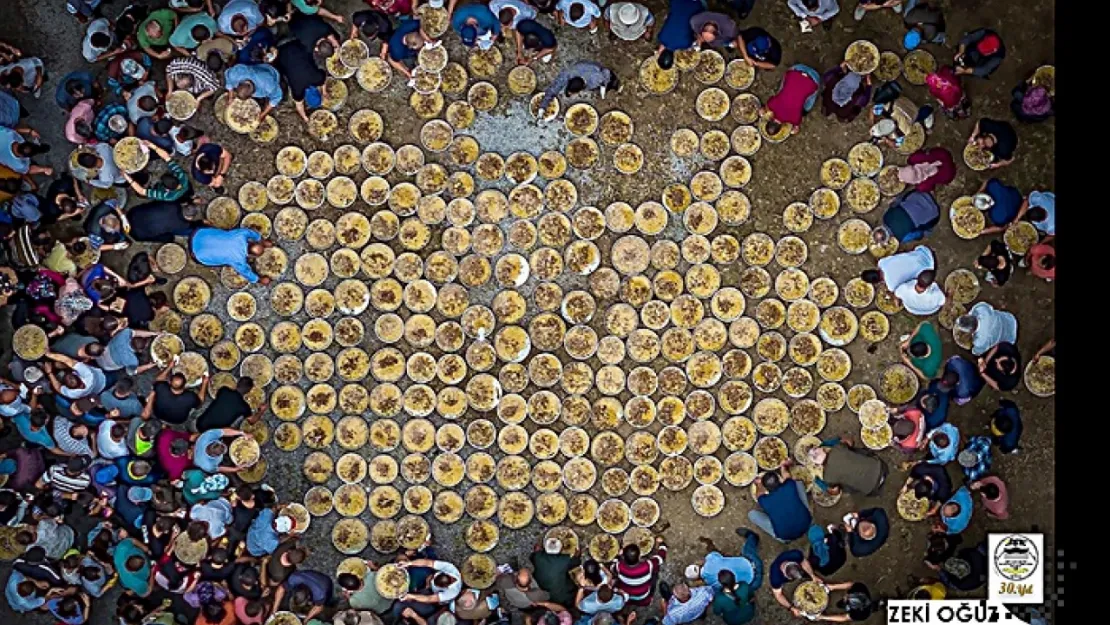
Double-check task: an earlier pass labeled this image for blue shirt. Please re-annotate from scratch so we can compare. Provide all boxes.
[967,302,1018,357]
[47,598,87,625]
[100,327,140,373]
[657,0,704,51]
[768,550,804,589]
[0,89,19,129]
[193,428,226,473]
[219,0,264,34]
[489,0,537,26]
[578,590,627,614]
[927,423,960,465]
[191,228,262,282]
[452,5,501,39]
[247,508,281,556]
[944,356,985,403]
[992,400,1022,453]
[114,538,152,595]
[170,13,219,49]
[516,19,556,49]
[1028,191,1055,235]
[917,380,951,430]
[224,64,283,107]
[662,585,715,625]
[389,19,423,61]
[701,552,754,589]
[984,179,1022,227]
[5,571,45,613]
[942,487,973,534]
[757,479,811,541]
[13,413,56,449]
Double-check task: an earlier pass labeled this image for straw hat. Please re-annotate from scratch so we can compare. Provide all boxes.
[610,3,650,41]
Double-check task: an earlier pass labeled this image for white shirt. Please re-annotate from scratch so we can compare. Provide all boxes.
[97,421,131,459]
[894,281,946,316]
[556,0,601,28]
[877,246,934,291]
[969,302,1018,356]
[59,362,107,399]
[82,18,113,63]
[431,560,463,603]
[488,0,536,27]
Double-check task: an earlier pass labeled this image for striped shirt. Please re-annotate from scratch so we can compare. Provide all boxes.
[662,585,715,625]
[43,464,92,494]
[167,57,222,95]
[615,544,667,605]
[52,418,95,457]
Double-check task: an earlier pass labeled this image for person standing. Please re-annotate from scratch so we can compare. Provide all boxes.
[614,537,667,607]
[532,537,582,608]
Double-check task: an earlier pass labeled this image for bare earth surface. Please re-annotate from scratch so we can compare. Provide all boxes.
[4,0,1054,623]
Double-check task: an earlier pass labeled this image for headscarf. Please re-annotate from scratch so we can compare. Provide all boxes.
[54,278,93,325]
[189,473,229,497]
[925,67,963,109]
[898,161,941,185]
[1021,86,1052,117]
[832,71,863,107]
[807,525,830,566]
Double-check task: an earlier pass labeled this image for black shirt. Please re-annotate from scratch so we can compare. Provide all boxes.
[924,532,961,568]
[806,528,847,576]
[848,508,889,557]
[983,239,1013,286]
[984,341,1021,391]
[909,462,952,501]
[230,564,264,599]
[739,28,781,66]
[275,40,327,102]
[152,381,201,425]
[122,288,154,328]
[353,10,394,41]
[196,387,252,432]
[267,541,299,585]
[978,118,1017,161]
[232,499,259,534]
[289,12,338,50]
[943,546,988,591]
[127,201,194,242]
[517,19,556,50]
[839,583,874,621]
[201,560,236,583]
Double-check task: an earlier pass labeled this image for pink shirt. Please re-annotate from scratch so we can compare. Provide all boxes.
[767,70,818,126]
[1028,244,1055,280]
[977,476,1010,519]
[66,99,96,145]
[155,429,194,480]
[894,409,925,453]
[233,597,264,625]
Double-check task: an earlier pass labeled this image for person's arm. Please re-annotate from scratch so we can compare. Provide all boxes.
[800,558,822,584]
[317,7,345,23]
[966,121,981,144]
[402,609,429,625]
[815,614,853,623]
[772,586,792,609]
[270,583,287,611]
[533,601,567,613]
[196,374,211,402]
[901,353,929,381]
[121,172,150,197]
[513,29,527,64]
[387,56,413,78]
[988,158,1013,170]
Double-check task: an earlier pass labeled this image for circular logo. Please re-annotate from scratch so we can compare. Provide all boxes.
[993,535,1039,581]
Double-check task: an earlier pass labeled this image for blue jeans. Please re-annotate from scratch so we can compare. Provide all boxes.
[741,532,764,591]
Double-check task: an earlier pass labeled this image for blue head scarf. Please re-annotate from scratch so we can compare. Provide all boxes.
[808,525,830,566]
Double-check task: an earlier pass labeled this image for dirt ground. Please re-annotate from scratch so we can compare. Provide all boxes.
[4,0,1054,623]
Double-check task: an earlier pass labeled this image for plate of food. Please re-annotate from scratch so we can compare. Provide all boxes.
[1024,356,1055,397]
[902,49,936,85]
[844,40,880,74]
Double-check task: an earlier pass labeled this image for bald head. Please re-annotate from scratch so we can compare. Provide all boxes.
[515,569,533,588]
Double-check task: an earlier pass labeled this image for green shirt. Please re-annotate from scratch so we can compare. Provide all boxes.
[530,552,580,607]
[712,584,755,625]
[147,162,190,201]
[350,570,394,613]
[909,322,943,378]
[291,0,321,14]
[138,9,178,49]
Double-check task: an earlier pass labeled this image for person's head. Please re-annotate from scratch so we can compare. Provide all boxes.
[515,568,533,589]
[764,119,783,137]
[858,520,877,540]
[700,22,718,42]
[460,25,479,47]
[173,72,196,91]
[918,392,938,413]
[995,354,1017,375]
[66,78,88,99]
[498,8,515,24]
[978,253,1001,270]
[91,277,118,301]
[523,32,543,51]
[65,456,88,476]
[315,39,335,64]
[113,377,135,397]
[154,515,177,535]
[170,372,188,390]
[125,555,145,572]
[234,79,256,100]
[130,459,153,478]
[432,572,457,589]
[657,49,674,70]
[717,569,736,591]
[569,3,585,21]
[860,269,882,284]
[780,559,803,581]
[1024,206,1048,223]
[912,480,931,500]
[954,314,979,334]
[337,572,362,591]
[57,596,82,617]
[981,482,1001,499]
[621,543,641,565]
[81,565,103,581]
[238,566,260,588]
[908,340,930,358]
[582,559,603,584]
[203,601,227,622]
[807,447,828,466]
[90,31,112,49]
[0,71,22,90]
[244,600,265,618]
[916,269,936,289]
[672,583,691,602]
[291,585,313,608]
[903,28,923,51]
[191,23,212,43]
[75,152,101,169]
[932,433,950,448]
[206,440,228,458]
[247,242,267,258]
[455,591,478,611]
[941,502,960,518]
[144,18,165,40]
[544,536,563,555]
[891,417,915,439]
[63,370,86,390]
[231,15,250,35]
[975,131,997,149]
[170,437,190,457]
[597,584,614,602]
[542,612,561,625]
[403,31,423,49]
[177,124,204,142]
[565,76,587,96]
[206,50,225,73]
[977,34,1002,56]
[150,291,170,310]
[139,421,159,441]
[1037,253,1055,270]
[803,0,820,10]
[16,580,37,598]
[287,548,308,565]
[761,470,782,491]
[910,587,931,600]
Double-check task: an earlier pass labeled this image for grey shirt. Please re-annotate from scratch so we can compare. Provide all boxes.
[823,446,885,496]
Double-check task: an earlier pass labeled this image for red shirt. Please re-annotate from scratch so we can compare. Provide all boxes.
[1028,244,1054,280]
[907,147,956,193]
[368,0,412,15]
[767,70,818,126]
[155,429,194,480]
[894,409,925,453]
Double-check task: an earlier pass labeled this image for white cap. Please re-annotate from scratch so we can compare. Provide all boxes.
[544,537,563,554]
[684,564,701,580]
[275,515,294,533]
[973,193,995,210]
[610,3,649,41]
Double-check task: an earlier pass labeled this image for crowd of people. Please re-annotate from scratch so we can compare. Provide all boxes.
[0,0,1054,624]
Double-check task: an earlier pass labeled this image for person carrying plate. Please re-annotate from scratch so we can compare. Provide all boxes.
[538,61,619,112]
[967,117,1017,169]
